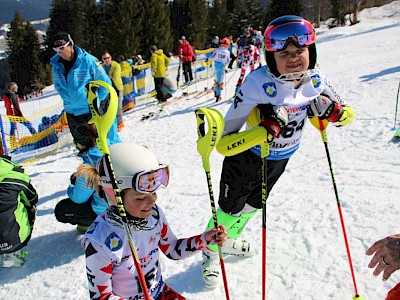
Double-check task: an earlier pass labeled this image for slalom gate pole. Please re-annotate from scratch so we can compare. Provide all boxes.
[310,117,363,300]
[0,116,9,155]
[392,81,400,130]
[195,107,230,300]
[260,142,269,300]
[86,81,152,300]
[226,67,240,85]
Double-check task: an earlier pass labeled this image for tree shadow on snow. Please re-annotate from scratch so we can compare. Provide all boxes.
[0,230,84,285]
[360,65,400,82]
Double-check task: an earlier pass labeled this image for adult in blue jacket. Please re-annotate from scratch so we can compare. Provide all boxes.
[50,32,121,151]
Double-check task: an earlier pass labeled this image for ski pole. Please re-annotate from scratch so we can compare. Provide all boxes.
[309,117,364,300]
[176,58,181,88]
[195,107,230,300]
[260,142,269,300]
[392,80,400,130]
[86,81,152,300]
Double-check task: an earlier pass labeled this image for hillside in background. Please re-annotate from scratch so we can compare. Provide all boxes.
[0,0,52,24]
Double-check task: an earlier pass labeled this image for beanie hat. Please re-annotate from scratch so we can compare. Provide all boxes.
[53,32,73,47]
[180,36,186,41]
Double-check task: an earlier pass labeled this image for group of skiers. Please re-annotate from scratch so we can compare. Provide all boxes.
[2,14,400,300]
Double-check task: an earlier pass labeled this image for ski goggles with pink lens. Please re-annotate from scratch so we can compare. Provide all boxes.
[109,165,170,194]
[264,20,316,51]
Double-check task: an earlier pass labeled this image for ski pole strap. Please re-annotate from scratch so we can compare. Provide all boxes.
[195,107,224,171]
[86,80,118,154]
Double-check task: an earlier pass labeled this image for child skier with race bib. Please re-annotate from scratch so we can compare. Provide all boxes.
[200,15,355,288]
[81,143,227,299]
[207,37,231,102]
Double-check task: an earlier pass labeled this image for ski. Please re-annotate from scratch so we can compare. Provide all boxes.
[194,88,213,99]
[161,91,199,106]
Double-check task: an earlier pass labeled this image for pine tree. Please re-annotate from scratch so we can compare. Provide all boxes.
[5,11,43,95]
[81,0,103,57]
[0,60,11,90]
[97,0,143,59]
[170,0,190,51]
[266,0,303,26]
[6,11,26,89]
[187,0,208,49]
[332,0,345,26]
[140,0,173,58]
[208,0,227,42]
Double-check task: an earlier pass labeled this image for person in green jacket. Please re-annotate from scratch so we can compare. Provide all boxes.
[101,52,124,131]
[150,45,170,103]
[0,155,38,267]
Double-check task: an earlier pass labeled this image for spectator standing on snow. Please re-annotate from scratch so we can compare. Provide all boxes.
[101,52,124,132]
[50,32,120,152]
[150,45,170,103]
[207,38,231,102]
[177,36,194,85]
[2,82,36,147]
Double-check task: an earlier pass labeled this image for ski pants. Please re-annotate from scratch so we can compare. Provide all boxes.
[214,61,226,97]
[54,197,98,227]
[182,61,193,83]
[117,89,123,124]
[218,149,289,215]
[228,52,236,69]
[154,77,166,102]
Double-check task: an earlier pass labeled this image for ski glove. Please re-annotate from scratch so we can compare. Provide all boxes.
[260,105,289,142]
[334,106,355,127]
[308,95,344,122]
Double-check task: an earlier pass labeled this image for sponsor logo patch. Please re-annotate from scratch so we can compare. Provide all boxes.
[263,82,277,97]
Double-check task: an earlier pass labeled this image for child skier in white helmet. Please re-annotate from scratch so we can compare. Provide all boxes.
[80,143,227,299]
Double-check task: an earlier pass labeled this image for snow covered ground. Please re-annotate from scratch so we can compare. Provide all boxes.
[1,2,400,299]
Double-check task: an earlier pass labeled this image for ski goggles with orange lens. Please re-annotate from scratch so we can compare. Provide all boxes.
[264,20,316,51]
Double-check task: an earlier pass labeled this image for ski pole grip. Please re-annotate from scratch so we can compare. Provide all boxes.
[309,116,329,142]
[195,108,224,171]
[86,80,118,155]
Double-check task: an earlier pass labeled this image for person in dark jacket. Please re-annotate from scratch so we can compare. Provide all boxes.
[0,155,38,267]
[2,82,36,146]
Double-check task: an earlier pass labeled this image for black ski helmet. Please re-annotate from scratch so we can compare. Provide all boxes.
[263,15,317,77]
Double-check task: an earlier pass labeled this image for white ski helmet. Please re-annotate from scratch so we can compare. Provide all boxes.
[97,143,169,206]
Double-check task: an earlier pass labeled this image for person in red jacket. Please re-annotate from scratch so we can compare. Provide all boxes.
[177,36,194,85]
[2,82,36,141]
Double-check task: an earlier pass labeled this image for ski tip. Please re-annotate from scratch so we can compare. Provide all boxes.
[352,295,364,300]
